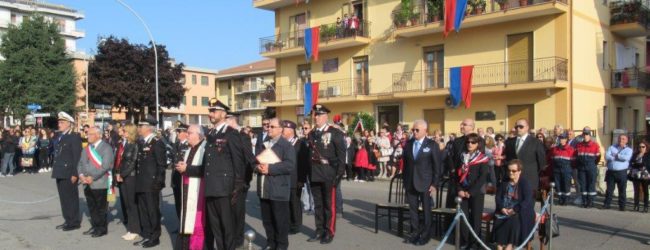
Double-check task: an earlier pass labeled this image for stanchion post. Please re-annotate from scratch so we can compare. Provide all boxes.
[455,196,462,250]
[245,230,256,250]
[548,182,555,250]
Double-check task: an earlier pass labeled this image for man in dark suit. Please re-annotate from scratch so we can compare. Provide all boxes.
[306,104,345,244]
[255,118,296,250]
[133,116,167,248]
[402,120,442,246]
[171,123,189,220]
[226,111,257,248]
[256,117,271,155]
[504,118,546,191]
[281,120,309,234]
[202,98,246,250]
[344,136,357,181]
[446,118,484,208]
[51,111,82,231]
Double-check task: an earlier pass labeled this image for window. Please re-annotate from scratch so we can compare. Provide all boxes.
[54,18,65,32]
[323,58,339,73]
[10,14,16,24]
[189,115,199,124]
[602,41,608,70]
[182,96,186,105]
[201,97,209,106]
[191,75,197,85]
[192,96,197,106]
[201,76,209,86]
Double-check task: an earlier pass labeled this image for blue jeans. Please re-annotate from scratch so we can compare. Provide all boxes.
[1,153,15,175]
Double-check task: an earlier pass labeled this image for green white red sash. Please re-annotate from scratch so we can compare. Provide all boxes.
[86,145,115,196]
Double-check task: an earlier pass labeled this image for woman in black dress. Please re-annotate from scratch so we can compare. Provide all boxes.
[456,133,489,249]
[630,140,650,212]
[493,159,535,250]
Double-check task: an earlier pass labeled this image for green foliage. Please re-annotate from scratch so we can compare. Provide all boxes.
[88,36,185,119]
[319,24,337,40]
[347,112,376,136]
[469,0,486,10]
[0,15,76,118]
[427,0,443,20]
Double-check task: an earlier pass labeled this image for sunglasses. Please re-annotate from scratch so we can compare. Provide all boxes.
[515,125,525,129]
[269,125,280,129]
[508,169,520,173]
[467,140,478,145]
[411,129,420,133]
[262,123,270,127]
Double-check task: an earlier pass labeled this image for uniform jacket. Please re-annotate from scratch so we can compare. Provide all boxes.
[256,137,296,201]
[505,135,547,190]
[115,141,138,178]
[290,137,309,187]
[307,124,345,183]
[403,137,442,193]
[575,141,601,169]
[171,140,189,188]
[238,131,256,188]
[135,135,167,193]
[77,140,115,190]
[202,125,246,198]
[51,131,82,179]
[550,145,575,171]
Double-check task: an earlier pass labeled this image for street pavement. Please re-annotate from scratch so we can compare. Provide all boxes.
[1,170,649,250]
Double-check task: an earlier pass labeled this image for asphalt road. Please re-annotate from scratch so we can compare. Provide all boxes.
[1,171,649,250]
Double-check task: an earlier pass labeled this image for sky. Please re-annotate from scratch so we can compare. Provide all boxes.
[49,0,274,70]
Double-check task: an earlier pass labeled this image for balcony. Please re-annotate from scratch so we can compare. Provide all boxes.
[390,57,567,96]
[610,0,650,37]
[236,99,265,111]
[393,0,568,38]
[61,29,85,38]
[610,68,650,96]
[253,0,303,10]
[259,21,370,58]
[236,81,266,94]
[268,78,370,105]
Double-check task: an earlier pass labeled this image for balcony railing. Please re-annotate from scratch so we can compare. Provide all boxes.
[259,21,370,54]
[236,99,264,110]
[393,0,568,29]
[392,57,567,92]
[610,0,650,28]
[611,67,650,90]
[270,78,369,102]
[236,81,264,94]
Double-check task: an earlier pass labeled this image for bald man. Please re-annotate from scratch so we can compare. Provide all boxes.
[446,118,484,208]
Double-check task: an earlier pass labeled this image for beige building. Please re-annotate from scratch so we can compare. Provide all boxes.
[216,59,276,128]
[162,66,219,128]
[254,0,650,148]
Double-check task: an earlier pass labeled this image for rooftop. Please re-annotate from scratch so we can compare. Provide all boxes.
[216,59,275,78]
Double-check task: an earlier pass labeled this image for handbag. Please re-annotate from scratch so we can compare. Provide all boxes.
[545,213,560,238]
[21,157,33,167]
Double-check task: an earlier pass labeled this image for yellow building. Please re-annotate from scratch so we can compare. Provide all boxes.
[162,66,219,128]
[254,0,649,148]
[216,59,276,128]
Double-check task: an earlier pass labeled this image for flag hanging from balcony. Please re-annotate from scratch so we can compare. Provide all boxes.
[303,82,320,116]
[449,65,474,108]
[443,0,468,37]
[304,27,320,62]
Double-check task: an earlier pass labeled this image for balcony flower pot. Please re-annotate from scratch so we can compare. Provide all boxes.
[496,0,509,10]
[410,12,420,25]
[519,0,528,7]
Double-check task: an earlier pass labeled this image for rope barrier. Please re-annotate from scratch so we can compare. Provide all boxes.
[436,193,554,250]
[0,194,59,205]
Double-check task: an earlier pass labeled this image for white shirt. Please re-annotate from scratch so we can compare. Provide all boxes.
[317,124,328,132]
[516,134,528,152]
[143,133,155,144]
[214,122,227,134]
[91,140,102,149]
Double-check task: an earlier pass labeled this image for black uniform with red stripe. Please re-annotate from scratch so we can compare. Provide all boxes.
[307,124,345,241]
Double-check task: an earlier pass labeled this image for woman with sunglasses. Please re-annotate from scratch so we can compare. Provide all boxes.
[493,134,506,183]
[455,133,489,249]
[493,159,535,250]
[630,140,650,212]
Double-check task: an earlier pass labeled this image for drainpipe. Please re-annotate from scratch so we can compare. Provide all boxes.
[569,0,574,129]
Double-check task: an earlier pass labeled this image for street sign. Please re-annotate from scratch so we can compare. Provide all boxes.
[33,113,51,118]
[93,104,111,110]
[27,103,41,111]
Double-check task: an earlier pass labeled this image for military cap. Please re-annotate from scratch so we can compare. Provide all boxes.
[208,98,230,112]
[282,120,297,130]
[226,111,241,119]
[310,104,331,115]
[57,111,75,123]
[176,122,189,132]
[138,115,158,126]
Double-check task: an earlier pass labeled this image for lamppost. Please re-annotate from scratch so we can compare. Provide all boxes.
[115,0,160,129]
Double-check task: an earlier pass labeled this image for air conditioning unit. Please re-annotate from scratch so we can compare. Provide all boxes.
[319,86,340,97]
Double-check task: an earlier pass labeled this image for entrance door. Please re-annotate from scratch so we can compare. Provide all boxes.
[289,13,307,48]
[508,105,534,131]
[423,109,445,135]
[507,33,533,83]
[354,56,369,95]
[377,105,400,130]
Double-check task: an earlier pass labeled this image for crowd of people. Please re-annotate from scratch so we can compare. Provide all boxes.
[4,101,649,249]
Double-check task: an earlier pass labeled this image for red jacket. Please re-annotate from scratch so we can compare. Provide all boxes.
[575,141,601,168]
[550,145,576,170]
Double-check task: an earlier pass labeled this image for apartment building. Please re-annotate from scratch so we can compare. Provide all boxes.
[161,67,219,128]
[216,59,276,128]
[253,0,650,147]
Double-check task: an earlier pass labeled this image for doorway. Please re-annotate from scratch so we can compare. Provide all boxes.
[377,104,400,131]
[423,109,445,135]
[507,104,534,131]
[354,56,369,95]
[507,32,533,83]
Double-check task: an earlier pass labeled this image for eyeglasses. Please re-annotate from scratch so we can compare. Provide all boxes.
[302,127,310,130]
[515,125,525,129]
[262,123,270,127]
[269,125,280,129]
[467,140,478,145]
[411,129,420,133]
[508,170,520,173]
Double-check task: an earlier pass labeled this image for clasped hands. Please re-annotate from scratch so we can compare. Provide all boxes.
[457,190,471,199]
[257,163,269,175]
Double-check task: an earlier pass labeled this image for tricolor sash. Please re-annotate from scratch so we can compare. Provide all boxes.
[86,145,115,197]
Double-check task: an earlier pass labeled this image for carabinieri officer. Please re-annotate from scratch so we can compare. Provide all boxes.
[306,104,345,244]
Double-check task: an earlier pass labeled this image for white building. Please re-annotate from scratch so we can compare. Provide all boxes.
[0,0,84,52]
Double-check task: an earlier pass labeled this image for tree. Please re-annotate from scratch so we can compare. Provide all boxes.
[0,15,76,118]
[88,36,185,120]
[348,112,376,136]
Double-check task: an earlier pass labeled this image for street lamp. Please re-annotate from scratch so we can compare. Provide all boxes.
[115,0,160,129]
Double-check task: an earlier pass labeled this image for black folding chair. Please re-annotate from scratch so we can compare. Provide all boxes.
[374,173,409,236]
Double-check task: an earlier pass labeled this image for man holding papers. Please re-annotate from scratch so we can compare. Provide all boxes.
[255,118,296,250]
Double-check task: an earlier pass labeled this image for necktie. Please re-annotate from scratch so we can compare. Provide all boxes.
[516,137,523,154]
[413,141,421,159]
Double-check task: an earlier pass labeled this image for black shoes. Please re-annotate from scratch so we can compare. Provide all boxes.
[133,238,149,246]
[91,231,107,238]
[320,234,333,244]
[62,225,80,231]
[619,206,626,212]
[306,234,323,242]
[289,228,300,235]
[261,246,274,250]
[142,239,160,248]
[82,228,96,235]
[405,235,419,244]
[55,223,67,230]
[415,238,430,246]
